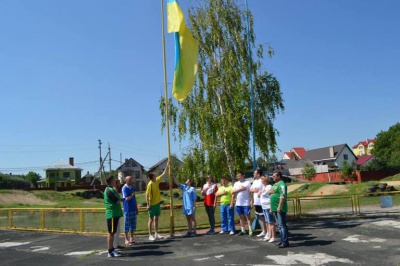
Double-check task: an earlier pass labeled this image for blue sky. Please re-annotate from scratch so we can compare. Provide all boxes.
[0,0,399,178]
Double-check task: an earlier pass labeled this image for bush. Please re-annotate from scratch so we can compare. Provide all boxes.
[0,175,30,189]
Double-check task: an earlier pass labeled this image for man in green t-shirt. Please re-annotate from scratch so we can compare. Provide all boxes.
[104,175,123,257]
[216,176,235,235]
[269,171,289,248]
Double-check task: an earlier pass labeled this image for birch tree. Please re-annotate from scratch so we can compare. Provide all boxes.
[161,0,284,182]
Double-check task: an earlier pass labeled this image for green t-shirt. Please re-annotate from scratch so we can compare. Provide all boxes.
[104,186,123,219]
[220,185,232,205]
[270,180,288,212]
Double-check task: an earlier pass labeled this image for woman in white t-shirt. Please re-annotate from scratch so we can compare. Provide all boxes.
[258,175,277,242]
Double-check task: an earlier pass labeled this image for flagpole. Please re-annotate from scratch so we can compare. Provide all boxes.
[245,0,257,171]
[161,0,174,236]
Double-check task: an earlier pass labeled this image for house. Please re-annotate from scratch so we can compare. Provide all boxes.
[282,147,307,160]
[75,171,101,186]
[38,157,82,189]
[352,139,375,156]
[303,144,357,169]
[356,155,375,167]
[147,156,183,188]
[116,158,145,191]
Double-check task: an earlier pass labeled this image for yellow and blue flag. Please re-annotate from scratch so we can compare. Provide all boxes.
[167,0,198,101]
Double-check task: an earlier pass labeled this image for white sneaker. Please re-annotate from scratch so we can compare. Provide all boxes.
[268,238,277,243]
[263,235,271,241]
[219,231,226,234]
[229,231,235,235]
[155,234,164,239]
[149,235,155,241]
[257,231,266,237]
[108,250,121,257]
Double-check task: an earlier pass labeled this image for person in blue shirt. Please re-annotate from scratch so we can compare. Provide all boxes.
[174,176,197,237]
[122,176,138,246]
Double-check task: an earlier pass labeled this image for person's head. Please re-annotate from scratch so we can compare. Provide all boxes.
[260,175,269,185]
[272,171,282,182]
[221,176,229,186]
[106,175,116,186]
[125,176,133,185]
[206,175,213,183]
[254,169,262,179]
[185,178,193,186]
[236,172,245,181]
[148,172,156,181]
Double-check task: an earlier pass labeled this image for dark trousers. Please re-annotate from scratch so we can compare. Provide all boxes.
[205,205,215,230]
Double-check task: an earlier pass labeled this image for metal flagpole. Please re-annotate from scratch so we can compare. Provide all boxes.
[160,0,174,236]
[245,0,257,170]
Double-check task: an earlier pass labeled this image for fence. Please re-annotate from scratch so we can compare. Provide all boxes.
[1,192,399,234]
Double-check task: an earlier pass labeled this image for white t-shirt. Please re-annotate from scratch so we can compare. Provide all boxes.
[260,184,272,210]
[233,180,251,206]
[251,178,263,205]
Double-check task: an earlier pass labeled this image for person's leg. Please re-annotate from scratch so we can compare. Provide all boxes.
[192,214,197,233]
[276,211,288,246]
[205,205,212,230]
[148,217,154,237]
[186,215,192,232]
[259,214,267,233]
[113,218,121,247]
[228,206,235,233]
[209,206,215,230]
[108,232,114,250]
[154,216,159,235]
[220,204,227,232]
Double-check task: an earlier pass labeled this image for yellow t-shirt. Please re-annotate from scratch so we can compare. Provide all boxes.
[146,175,162,206]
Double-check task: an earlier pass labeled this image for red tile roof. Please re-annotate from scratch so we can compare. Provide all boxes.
[356,155,375,166]
[292,147,307,159]
[352,139,375,148]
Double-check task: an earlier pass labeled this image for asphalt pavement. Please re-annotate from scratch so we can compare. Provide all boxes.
[1,215,400,266]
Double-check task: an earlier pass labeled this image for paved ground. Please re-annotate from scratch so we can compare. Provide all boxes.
[1,215,400,266]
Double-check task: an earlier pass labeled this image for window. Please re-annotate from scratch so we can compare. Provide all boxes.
[63,172,70,179]
[368,143,374,148]
[86,175,91,182]
[343,154,348,160]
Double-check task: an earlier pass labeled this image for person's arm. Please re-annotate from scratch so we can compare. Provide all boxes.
[145,192,150,210]
[122,186,135,202]
[106,188,121,204]
[277,184,286,212]
[230,189,235,209]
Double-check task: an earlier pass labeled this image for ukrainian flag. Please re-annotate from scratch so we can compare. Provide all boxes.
[167,0,198,101]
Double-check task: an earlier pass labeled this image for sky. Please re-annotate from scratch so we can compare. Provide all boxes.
[1,0,399,178]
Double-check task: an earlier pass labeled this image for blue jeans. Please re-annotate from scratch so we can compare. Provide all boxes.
[220,204,235,232]
[274,211,289,245]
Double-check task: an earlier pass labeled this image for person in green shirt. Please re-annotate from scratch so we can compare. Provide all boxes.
[104,175,123,257]
[269,171,289,248]
[216,176,235,235]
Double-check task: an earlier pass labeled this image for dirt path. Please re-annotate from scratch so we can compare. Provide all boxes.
[0,190,54,205]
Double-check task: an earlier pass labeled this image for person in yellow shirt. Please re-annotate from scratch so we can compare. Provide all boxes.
[146,164,168,241]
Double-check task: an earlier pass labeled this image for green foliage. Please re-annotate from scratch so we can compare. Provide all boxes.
[0,174,30,189]
[160,0,284,180]
[341,160,357,179]
[24,172,42,188]
[360,157,386,171]
[301,163,316,181]
[373,122,400,169]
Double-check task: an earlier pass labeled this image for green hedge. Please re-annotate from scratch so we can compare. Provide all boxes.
[0,175,30,189]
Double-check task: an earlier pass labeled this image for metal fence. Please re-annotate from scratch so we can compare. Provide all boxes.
[1,192,399,234]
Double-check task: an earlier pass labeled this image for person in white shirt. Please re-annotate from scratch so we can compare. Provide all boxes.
[250,169,267,237]
[258,175,277,242]
[232,171,253,236]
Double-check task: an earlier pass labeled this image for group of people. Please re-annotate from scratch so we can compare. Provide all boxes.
[103,166,289,258]
[172,169,289,248]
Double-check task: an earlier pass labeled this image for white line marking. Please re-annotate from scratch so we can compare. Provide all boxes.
[266,252,353,265]
[65,251,95,256]
[0,242,30,248]
[30,246,50,252]
[343,235,385,243]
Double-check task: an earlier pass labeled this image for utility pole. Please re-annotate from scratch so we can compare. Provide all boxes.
[98,139,103,180]
[108,143,111,173]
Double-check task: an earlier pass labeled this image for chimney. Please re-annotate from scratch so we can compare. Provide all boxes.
[69,157,74,166]
[329,147,334,158]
